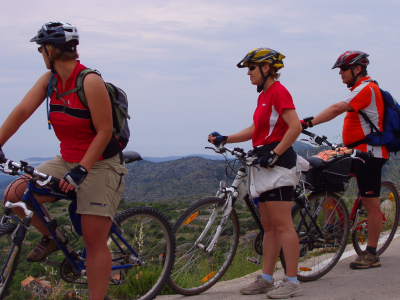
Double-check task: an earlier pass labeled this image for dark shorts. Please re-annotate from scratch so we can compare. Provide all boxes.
[351,157,387,197]
[253,143,297,169]
[258,186,294,202]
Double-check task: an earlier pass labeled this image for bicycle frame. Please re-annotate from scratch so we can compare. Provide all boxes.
[2,175,142,280]
[196,149,263,253]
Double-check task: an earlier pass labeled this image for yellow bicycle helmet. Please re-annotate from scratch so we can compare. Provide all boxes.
[237,47,285,70]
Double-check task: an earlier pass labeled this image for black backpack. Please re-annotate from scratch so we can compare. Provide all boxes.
[47,68,130,159]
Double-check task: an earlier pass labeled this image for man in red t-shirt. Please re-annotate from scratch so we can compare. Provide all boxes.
[302,51,387,269]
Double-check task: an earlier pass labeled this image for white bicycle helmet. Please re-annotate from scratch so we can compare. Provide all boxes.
[30,21,79,45]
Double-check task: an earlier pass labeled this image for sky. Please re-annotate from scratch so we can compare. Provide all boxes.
[1,0,400,159]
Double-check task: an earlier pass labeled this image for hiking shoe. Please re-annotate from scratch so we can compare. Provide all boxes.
[267,278,302,299]
[349,251,381,269]
[26,236,59,262]
[239,275,275,295]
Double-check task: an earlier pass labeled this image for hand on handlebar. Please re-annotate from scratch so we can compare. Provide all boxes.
[256,151,280,169]
[300,117,314,129]
[61,165,88,192]
[208,132,228,147]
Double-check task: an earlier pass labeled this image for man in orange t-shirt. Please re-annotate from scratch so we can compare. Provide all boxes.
[301,51,387,269]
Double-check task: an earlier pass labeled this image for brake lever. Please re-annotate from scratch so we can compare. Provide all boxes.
[2,160,20,176]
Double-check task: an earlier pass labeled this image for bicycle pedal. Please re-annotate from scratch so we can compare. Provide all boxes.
[246,257,261,265]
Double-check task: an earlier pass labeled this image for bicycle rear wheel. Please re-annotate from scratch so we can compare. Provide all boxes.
[167,197,239,295]
[282,192,350,281]
[0,223,21,300]
[106,207,175,300]
[351,181,400,256]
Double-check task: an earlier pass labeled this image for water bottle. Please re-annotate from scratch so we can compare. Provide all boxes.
[253,197,259,209]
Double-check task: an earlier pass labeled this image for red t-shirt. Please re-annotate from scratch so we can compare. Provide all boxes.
[252,81,295,147]
[49,61,97,162]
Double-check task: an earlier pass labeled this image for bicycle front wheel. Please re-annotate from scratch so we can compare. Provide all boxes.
[0,223,21,300]
[351,181,400,256]
[167,197,240,295]
[106,207,175,300]
[284,192,350,282]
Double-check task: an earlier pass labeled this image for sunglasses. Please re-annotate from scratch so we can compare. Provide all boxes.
[37,45,43,53]
[248,65,257,71]
[339,65,352,72]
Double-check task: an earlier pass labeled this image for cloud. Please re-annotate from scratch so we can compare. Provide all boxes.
[0,0,400,158]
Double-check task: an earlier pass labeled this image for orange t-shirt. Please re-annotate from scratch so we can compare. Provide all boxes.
[342,77,388,159]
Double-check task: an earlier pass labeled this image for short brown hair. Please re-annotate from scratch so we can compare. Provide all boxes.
[45,42,79,62]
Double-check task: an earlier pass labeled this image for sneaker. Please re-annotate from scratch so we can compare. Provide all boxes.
[267,278,302,299]
[239,275,275,295]
[349,251,381,269]
[26,235,59,262]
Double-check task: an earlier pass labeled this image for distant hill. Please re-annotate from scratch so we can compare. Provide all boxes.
[3,141,398,204]
[122,145,400,203]
[143,141,314,162]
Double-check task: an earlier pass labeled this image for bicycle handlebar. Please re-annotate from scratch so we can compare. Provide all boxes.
[0,151,142,189]
[0,159,62,187]
[301,129,374,160]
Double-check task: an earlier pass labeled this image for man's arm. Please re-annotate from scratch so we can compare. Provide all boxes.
[312,101,353,126]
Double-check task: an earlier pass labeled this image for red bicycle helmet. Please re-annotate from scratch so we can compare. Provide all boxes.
[332,51,369,69]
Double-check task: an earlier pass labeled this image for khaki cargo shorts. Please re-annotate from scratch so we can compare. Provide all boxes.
[36,154,127,219]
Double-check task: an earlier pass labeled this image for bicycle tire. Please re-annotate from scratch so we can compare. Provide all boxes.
[167,197,240,295]
[281,192,350,281]
[105,207,175,300]
[351,181,400,256]
[0,223,21,300]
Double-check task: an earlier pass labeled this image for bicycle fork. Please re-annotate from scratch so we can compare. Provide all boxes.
[195,196,233,253]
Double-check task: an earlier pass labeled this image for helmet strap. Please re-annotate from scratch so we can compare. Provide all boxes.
[257,65,270,93]
[347,66,361,88]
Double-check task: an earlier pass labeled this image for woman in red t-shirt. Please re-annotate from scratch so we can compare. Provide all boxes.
[0,22,126,300]
[209,48,303,298]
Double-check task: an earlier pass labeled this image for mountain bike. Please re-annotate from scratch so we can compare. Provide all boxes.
[0,151,175,300]
[298,130,400,259]
[167,139,372,295]
[282,131,400,281]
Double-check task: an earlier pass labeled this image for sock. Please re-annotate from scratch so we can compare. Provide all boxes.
[261,273,273,282]
[366,246,377,256]
[286,276,298,284]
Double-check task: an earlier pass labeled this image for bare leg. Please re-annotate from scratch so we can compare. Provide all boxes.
[259,201,299,277]
[361,197,382,248]
[82,214,113,300]
[258,203,281,275]
[3,176,55,236]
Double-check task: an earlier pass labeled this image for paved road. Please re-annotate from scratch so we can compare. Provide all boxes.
[158,236,400,300]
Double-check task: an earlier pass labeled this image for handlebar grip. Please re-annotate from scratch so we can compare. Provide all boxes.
[50,176,61,186]
[301,129,314,137]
